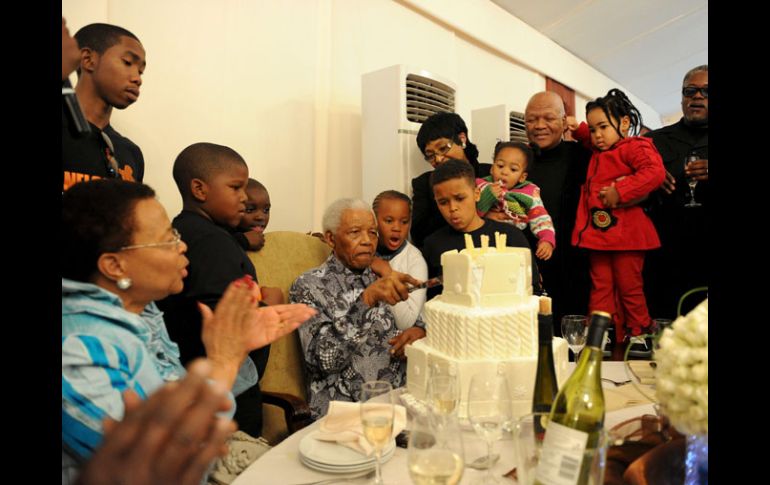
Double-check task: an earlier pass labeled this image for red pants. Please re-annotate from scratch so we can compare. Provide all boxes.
[588,250,651,341]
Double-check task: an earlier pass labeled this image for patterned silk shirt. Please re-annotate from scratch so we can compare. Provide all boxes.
[289,254,425,418]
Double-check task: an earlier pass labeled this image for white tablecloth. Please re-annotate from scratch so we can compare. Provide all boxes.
[232,362,656,485]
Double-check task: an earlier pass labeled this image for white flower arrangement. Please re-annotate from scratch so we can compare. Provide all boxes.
[654,298,708,435]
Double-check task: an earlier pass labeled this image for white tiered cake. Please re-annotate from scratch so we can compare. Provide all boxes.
[405,233,570,419]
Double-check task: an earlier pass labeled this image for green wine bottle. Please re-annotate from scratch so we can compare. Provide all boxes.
[535,311,611,485]
[532,312,558,436]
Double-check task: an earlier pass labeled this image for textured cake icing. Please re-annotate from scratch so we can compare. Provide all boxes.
[405,235,569,419]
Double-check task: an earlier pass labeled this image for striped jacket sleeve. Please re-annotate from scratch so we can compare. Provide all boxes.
[62,333,164,460]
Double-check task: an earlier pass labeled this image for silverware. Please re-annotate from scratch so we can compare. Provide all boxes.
[602,377,632,386]
[290,469,375,485]
[408,275,443,293]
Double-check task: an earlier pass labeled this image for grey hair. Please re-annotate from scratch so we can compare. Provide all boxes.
[322,198,372,233]
[683,65,708,85]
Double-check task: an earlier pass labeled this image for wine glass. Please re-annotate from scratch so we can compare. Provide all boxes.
[684,154,702,208]
[561,315,588,363]
[361,381,395,485]
[408,412,465,485]
[467,373,511,484]
[427,374,460,417]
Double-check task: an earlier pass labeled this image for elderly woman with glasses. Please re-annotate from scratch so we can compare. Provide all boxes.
[61,179,316,481]
[410,112,492,248]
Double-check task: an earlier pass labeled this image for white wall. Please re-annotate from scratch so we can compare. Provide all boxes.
[63,0,664,231]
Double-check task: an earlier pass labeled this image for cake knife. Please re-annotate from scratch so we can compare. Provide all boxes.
[408,275,443,292]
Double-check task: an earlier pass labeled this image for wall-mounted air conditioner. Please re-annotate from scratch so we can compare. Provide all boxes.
[471,105,529,165]
[362,65,456,204]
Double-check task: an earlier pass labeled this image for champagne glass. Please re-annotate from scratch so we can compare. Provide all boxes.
[361,381,395,485]
[467,373,511,484]
[684,154,702,207]
[408,412,465,485]
[561,315,588,363]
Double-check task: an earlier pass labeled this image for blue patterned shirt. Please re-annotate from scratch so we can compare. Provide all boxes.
[289,254,425,418]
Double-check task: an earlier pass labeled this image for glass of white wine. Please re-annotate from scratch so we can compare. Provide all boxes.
[684,154,702,208]
[467,373,511,485]
[427,374,460,417]
[360,381,395,485]
[408,412,465,485]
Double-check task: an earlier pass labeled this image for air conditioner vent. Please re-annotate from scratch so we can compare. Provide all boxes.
[509,111,529,143]
[406,74,455,123]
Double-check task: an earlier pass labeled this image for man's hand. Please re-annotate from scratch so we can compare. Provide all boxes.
[388,327,426,358]
[362,272,420,307]
[598,184,620,208]
[685,158,708,182]
[659,170,676,194]
[76,359,236,485]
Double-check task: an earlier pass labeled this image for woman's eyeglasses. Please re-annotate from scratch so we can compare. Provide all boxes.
[119,229,183,251]
[423,141,453,163]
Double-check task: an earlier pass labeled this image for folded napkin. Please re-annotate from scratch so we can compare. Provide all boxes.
[604,383,655,412]
[627,361,656,385]
[314,401,407,456]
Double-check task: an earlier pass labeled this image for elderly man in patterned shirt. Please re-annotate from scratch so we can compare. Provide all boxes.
[289,198,427,418]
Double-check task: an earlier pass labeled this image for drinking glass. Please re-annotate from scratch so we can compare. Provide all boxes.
[408,412,465,485]
[684,155,702,207]
[361,381,395,485]
[561,315,588,362]
[467,374,511,484]
[513,412,550,485]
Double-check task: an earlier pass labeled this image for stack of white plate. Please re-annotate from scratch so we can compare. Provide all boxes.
[298,431,397,474]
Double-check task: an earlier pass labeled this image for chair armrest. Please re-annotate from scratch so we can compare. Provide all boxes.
[262,391,313,433]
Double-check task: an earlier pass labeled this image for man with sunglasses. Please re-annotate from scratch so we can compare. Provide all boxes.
[643,65,709,319]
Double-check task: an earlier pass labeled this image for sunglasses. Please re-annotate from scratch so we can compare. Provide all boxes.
[682,86,708,98]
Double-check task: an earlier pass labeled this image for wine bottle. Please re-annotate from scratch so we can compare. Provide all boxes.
[532,302,558,436]
[535,311,611,485]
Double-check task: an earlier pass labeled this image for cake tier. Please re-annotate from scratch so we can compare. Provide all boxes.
[405,337,570,420]
[422,296,540,359]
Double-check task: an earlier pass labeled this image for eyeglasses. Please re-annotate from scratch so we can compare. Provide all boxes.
[119,228,183,251]
[424,141,453,163]
[682,86,708,98]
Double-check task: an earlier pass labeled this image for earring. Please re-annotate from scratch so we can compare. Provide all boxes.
[117,277,132,290]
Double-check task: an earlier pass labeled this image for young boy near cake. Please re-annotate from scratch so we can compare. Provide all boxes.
[234,178,272,252]
[157,142,281,438]
[476,141,556,261]
[421,159,541,300]
[370,190,428,330]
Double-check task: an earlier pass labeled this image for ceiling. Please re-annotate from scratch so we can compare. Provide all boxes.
[491,0,708,122]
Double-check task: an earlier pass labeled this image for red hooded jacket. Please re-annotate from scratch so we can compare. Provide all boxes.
[571,125,666,251]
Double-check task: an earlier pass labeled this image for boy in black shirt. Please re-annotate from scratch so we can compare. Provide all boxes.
[62,23,146,191]
[158,143,279,437]
[421,159,541,300]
